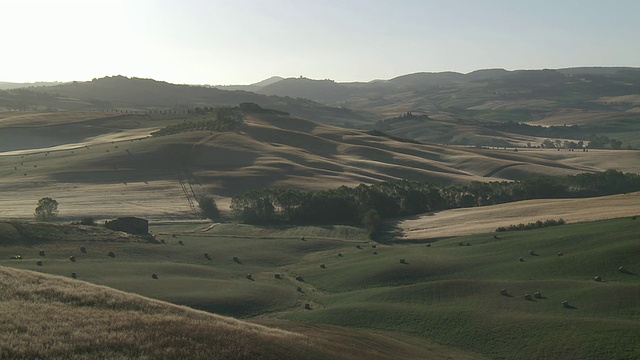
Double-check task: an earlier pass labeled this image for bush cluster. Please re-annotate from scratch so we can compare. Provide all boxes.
[495,218,566,232]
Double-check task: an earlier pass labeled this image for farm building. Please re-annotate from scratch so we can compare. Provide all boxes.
[105,217,149,235]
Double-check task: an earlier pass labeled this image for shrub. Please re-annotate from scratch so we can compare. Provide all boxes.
[198,197,220,220]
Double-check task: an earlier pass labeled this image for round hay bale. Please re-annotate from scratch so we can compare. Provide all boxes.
[524,293,532,300]
[80,247,87,253]
[499,289,508,296]
[295,275,304,282]
[426,243,431,247]
[518,257,525,262]
[529,250,536,256]
[618,266,626,273]
[69,256,76,262]
[71,272,77,279]
[152,274,158,279]
[274,273,282,279]
[300,236,305,241]
[107,252,115,258]
[562,300,570,308]
[557,251,563,256]
[36,260,43,266]
[320,264,326,269]
[233,256,239,262]
[39,250,45,257]
[594,276,602,282]
[400,259,406,264]
[534,292,542,299]
[246,273,253,280]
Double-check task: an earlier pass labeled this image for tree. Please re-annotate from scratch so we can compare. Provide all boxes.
[198,196,220,220]
[34,197,58,221]
[362,209,382,239]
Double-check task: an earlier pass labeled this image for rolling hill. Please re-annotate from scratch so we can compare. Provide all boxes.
[2,108,638,220]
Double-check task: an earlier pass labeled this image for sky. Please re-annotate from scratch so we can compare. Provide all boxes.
[1,0,639,85]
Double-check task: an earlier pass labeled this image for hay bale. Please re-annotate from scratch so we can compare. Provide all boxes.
[246,273,253,280]
[39,250,45,257]
[557,251,563,256]
[562,300,570,308]
[534,292,542,299]
[499,289,508,296]
[36,260,43,266]
[524,293,532,300]
[233,256,239,262]
[618,266,626,273]
[320,264,326,269]
[160,239,166,244]
[71,272,77,279]
[518,257,525,262]
[529,250,536,256]
[304,303,311,310]
[172,234,177,238]
[295,275,304,282]
[337,253,343,257]
[107,252,115,258]
[594,276,602,282]
[400,259,406,264]
[274,273,282,279]
[426,243,431,247]
[178,240,184,246]
[69,256,76,262]
[152,274,158,279]
[300,236,305,241]
[80,247,87,253]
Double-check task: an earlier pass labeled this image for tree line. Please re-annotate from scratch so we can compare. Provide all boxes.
[151,107,242,136]
[230,170,640,235]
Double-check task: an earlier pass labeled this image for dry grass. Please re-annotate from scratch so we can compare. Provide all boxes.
[0,266,337,360]
[0,266,478,359]
[395,191,640,240]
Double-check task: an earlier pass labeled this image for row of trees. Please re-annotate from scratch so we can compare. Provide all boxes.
[151,107,242,136]
[230,171,640,234]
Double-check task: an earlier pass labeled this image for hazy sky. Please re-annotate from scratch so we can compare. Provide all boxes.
[2,0,639,85]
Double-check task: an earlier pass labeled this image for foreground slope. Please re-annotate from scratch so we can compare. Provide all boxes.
[0,267,327,360]
[0,266,475,360]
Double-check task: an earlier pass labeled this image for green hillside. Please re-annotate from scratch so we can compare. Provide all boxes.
[1,217,638,359]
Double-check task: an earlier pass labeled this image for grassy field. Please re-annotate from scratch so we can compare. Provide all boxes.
[1,217,639,359]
